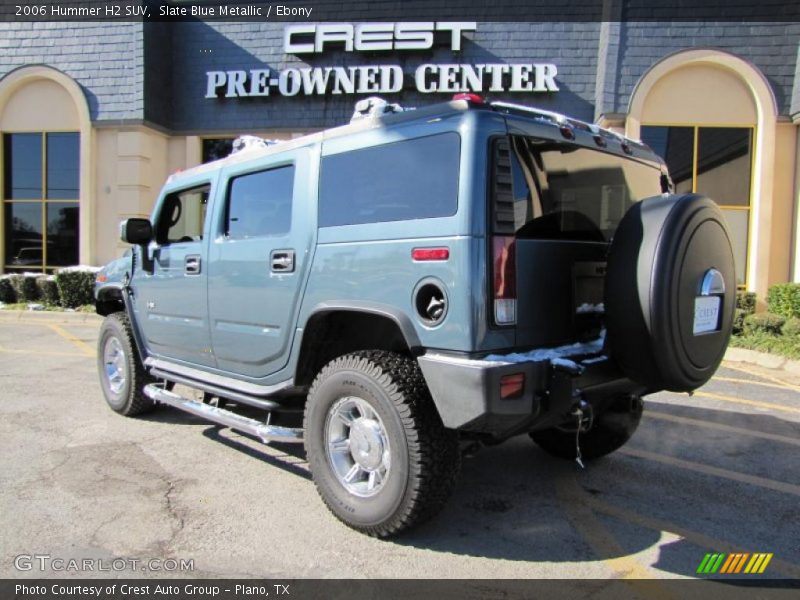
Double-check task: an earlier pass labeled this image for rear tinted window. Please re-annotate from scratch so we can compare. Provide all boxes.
[226,165,294,239]
[497,136,662,242]
[319,133,460,227]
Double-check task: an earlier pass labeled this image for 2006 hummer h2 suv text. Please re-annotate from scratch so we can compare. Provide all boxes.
[95,95,735,537]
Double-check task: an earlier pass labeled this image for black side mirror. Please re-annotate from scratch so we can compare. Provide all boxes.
[120,218,153,245]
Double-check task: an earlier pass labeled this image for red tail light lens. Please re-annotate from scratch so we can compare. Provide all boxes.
[500,373,525,399]
[493,236,517,325]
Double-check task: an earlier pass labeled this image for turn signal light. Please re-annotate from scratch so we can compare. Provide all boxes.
[500,373,525,399]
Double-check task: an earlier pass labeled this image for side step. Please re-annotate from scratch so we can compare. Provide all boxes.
[144,384,303,444]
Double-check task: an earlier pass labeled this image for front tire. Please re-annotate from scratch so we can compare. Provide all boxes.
[530,396,643,461]
[304,351,460,538]
[97,312,155,416]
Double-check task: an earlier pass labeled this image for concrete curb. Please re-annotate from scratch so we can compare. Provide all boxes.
[0,309,103,325]
[724,346,800,376]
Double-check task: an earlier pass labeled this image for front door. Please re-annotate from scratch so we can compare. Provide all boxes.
[133,179,216,367]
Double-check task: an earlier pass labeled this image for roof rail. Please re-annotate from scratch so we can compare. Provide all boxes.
[490,100,640,145]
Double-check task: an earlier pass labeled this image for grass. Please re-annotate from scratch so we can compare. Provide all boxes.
[730,332,800,360]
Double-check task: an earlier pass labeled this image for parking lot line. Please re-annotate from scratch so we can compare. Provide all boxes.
[584,494,800,579]
[645,410,800,447]
[619,447,800,497]
[45,323,94,357]
[713,375,800,392]
[694,390,800,414]
[554,472,677,592]
[722,363,800,393]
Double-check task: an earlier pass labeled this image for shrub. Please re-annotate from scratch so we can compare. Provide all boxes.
[766,283,800,319]
[743,312,785,336]
[736,291,757,315]
[733,308,747,336]
[36,275,60,306]
[9,273,40,302]
[0,276,15,303]
[782,317,800,338]
[55,267,99,308]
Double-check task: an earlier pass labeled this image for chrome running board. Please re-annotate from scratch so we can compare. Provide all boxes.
[144,384,303,444]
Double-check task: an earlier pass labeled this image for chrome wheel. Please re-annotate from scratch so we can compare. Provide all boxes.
[325,396,391,497]
[103,336,127,395]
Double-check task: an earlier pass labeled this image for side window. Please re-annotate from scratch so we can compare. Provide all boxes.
[156,184,210,244]
[319,132,460,227]
[226,165,294,239]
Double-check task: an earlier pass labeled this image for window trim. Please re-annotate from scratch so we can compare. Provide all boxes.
[640,122,755,288]
[2,129,80,272]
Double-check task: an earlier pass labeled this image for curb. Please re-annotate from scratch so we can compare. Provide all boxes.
[723,346,800,377]
[0,309,103,325]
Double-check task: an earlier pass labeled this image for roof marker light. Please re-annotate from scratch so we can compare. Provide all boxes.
[452,93,486,104]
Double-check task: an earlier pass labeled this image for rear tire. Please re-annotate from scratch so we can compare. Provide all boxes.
[304,350,460,538]
[530,396,642,461]
[97,312,155,416]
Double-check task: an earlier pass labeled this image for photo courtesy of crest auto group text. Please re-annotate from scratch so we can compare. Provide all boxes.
[1,1,799,598]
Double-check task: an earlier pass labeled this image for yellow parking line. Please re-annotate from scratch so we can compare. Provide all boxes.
[645,410,800,447]
[619,447,800,497]
[555,471,676,595]
[0,344,86,358]
[713,375,799,392]
[46,323,95,357]
[585,495,800,579]
[722,363,800,393]
[694,391,800,415]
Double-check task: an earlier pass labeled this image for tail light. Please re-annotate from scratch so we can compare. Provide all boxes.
[493,236,516,325]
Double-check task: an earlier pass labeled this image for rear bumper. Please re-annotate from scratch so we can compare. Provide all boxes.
[417,351,643,437]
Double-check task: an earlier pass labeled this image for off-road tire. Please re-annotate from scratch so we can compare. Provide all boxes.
[530,396,643,461]
[304,350,460,538]
[97,311,156,416]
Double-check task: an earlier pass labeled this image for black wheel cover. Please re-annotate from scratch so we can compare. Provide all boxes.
[605,194,735,392]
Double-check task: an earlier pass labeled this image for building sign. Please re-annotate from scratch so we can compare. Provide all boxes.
[205,22,559,99]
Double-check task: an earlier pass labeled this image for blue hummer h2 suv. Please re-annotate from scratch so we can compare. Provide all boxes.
[95,95,735,537]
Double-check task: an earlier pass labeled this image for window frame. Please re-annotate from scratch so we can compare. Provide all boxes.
[640,122,755,288]
[2,129,80,273]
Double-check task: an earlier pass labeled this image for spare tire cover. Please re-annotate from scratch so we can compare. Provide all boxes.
[605,194,735,392]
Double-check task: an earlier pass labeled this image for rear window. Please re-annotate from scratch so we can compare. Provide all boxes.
[319,132,460,227]
[494,136,662,242]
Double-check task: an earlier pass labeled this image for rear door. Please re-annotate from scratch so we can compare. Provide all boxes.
[134,179,216,367]
[207,146,316,379]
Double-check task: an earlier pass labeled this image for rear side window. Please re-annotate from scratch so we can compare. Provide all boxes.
[319,132,460,227]
[226,165,294,239]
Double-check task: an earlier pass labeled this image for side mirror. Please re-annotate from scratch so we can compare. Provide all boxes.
[120,218,153,245]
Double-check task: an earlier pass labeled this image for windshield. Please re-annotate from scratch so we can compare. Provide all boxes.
[498,136,663,242]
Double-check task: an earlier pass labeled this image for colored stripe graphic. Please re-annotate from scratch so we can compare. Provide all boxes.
[698,552,773,575]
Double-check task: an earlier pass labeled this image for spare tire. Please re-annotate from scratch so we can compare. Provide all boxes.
[605,194,735,392]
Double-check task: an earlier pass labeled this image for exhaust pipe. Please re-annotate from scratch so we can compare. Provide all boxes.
[144,384,303,444]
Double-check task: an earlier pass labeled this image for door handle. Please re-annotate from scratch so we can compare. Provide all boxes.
[185,254,201,275]
[270,249,295,273]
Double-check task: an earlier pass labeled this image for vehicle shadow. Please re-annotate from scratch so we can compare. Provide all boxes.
[143,396,799,575]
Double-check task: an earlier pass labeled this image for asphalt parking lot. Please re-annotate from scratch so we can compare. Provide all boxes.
[0,313,798,584]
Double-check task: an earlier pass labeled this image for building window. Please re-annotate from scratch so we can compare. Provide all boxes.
[3,132,80,272]
[641,125,753,286]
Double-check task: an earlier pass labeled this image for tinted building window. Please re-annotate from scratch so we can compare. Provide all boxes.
[641,125,753,286]
[202,138,234,163]
[319,133,460,227]
[3,132,79,272]
[227,166,294,239]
